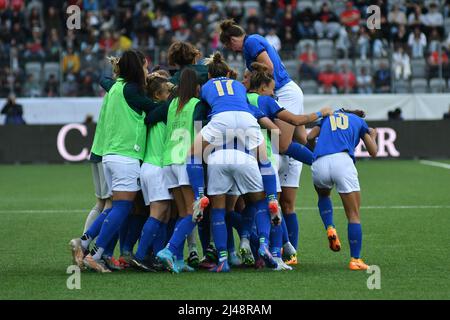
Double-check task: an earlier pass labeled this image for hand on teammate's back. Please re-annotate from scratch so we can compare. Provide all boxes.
[320,107,333,117]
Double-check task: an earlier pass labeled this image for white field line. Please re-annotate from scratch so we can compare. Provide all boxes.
[0,205,449,214]
[419,160,450,170]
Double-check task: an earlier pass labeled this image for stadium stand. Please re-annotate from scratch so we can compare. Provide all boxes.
[0,0,449,97]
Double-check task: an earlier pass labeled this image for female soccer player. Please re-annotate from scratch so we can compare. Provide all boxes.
[219,20,309,259]
[129,73,174,272]
[150,68,209,273]
[80,50,158,273]
[168,41,209,86]
[307,109,378,270]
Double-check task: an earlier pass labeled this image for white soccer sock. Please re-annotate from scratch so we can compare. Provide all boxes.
[83,205,102,233]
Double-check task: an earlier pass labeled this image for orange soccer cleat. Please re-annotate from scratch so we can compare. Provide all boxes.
[349,258,369,271]
[327,226,341,252]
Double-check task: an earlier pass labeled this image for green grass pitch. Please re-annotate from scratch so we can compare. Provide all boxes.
[0,160,449,300]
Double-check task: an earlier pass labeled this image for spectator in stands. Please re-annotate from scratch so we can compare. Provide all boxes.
[408,27,427,58]
[428,48,450,79]
[46,28,61,61]
[314,2,340,39]
[393,46,411,80]
[336,63,356,93]
[78,74,95,96]
[357,66,373,94]
[23,73,41,97]
[340,1,361,33]
[298,43,318,80]
[318,64,337,94]
[357,27,370,60]
[62,46,80,76]
[388,4,407,28]
[44,74,59,97]
[1,94,25,125]
[428,29,442,53]
[61,73,78,97]
[24,27,45,61]
[373,62,391,93]
[407,4,425,28]
[336,26,351,58]
[423,3,444,33]
[393,24,409,47]
[265,28,281,52]
[207,2,223,32]
[369,27,388,58]
[45,6,62,32]
[152,7,171,31]
[297,7,316,39]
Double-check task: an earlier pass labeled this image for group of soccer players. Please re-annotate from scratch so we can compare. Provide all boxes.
[69,19,379,273]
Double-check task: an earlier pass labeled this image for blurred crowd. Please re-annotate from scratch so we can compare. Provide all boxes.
[0,0,449,97]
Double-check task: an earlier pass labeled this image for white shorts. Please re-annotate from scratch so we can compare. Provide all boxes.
[140,163,172,204]
[207,149,264,196]
[201,111,264,151]
[91,161,111,199]
[275,80,305,188]
[276,154,303,188]
[164,164,190,189]
[311,152,360,193]
[102,154,141,192]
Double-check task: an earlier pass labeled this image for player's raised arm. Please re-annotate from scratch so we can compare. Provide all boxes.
[278,107,333,126]
[363,128,378,158]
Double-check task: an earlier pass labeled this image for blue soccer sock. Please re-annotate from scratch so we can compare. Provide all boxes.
[318,195,334,230]
[240,203,256,240]
[94,200,134,256]
[254,199,270,246]
[225,211,242,252]
[152,222,167,254]
[103,231,119,257]
[281,215,289,245]
[167,215,197,256]
[122,214,147,254]
[119,213,131,254]
[250,229,259,258]
[175,238,185,261]
[270,224,283,257]
[348,223,362,259]
[285,213,299,249]
[186,155,205,200]
[84,208,112,240]
[259,162,278,201]
[212,208,228,258]
[284,142,313,166]
[198,211,211,254]
[135,217,162,261]
[166,217,178,245]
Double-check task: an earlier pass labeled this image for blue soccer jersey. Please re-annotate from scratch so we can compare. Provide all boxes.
[201,77,255,117]
[256,95,285,120]
[313,112,369,162]
[243,34,291,90]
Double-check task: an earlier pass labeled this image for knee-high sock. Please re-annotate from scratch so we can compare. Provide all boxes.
[186,155,205,200]
[285,213,299,249]
[122,214,147,254]
[318,196,334,229]
[240,203,256,240]
[135,217,162,261]
[270,224,283,257]
[254,199,270,246]
[94,200,134,259]
[119,214,131,254]
[250,228,259,258]
[187,227,198,252]
[166,217,177,246]
[103,231,119,257]
[226,211,242,252]
[212,208,228,260]
[166,215,197,256]
[198,211,211,254]
[281,215,290,245]
[83,204,102,233]
[83,208,112,246]
[284,142,313,166]
[259,162,278,201]
[152,222,167,254]
[348,223,362,259]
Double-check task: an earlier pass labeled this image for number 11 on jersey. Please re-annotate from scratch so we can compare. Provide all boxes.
[213,80,234,96]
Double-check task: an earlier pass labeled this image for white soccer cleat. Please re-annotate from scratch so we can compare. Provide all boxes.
[273,257,293,271]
